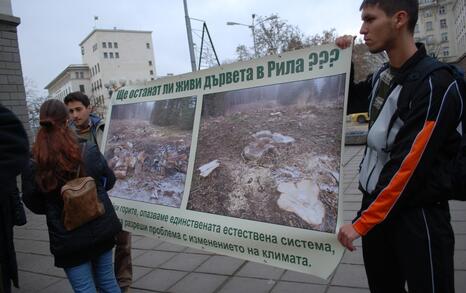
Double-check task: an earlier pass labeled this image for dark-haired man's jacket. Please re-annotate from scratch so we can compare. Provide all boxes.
[347,44,463,236]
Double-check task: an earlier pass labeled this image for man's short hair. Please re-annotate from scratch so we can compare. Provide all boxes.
[64,92,90,107]
[360,0,419,34]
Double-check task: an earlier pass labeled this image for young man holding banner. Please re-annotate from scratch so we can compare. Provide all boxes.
[336,0,461,292]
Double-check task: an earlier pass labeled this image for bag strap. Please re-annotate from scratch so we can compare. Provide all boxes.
[76,142,87,178]
[396,56,449,102]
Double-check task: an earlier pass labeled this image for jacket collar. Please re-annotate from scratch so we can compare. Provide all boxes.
[392,43,427,84]
[69,113,103,131]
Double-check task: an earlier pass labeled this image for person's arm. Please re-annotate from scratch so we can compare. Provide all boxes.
[21,160,47,215]
[101,151,116,191]
[84,143,116,190]
[347,66,373,114]
[10,186,27,226]
[353,70,462,236]
[335,35,372,114]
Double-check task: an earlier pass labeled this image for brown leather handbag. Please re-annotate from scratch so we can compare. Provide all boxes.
[61,143,105,231]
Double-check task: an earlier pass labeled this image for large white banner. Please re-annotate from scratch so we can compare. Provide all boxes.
[102,44,351,279]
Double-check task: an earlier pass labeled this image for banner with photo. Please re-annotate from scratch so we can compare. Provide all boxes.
[102,44,351,279]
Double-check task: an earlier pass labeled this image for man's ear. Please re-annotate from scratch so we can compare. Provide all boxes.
[393,10,409,30]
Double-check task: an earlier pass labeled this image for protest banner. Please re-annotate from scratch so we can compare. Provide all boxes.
[101,43,352,279]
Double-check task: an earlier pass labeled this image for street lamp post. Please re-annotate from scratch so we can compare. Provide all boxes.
[251,14,257,58]
[226,14,277,58]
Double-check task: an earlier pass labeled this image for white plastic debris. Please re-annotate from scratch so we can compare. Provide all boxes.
[198,160,220,177]
[272,133,295,144]
[252,130,272,139]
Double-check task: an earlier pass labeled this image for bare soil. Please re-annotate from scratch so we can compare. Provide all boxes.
[188,104,343,233]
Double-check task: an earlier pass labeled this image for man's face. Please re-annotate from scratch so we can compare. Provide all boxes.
[359,4,397,53]
[66,100,91,129]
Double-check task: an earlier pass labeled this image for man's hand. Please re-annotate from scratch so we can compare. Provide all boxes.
[338,223,360,251]
[335,35,356,49]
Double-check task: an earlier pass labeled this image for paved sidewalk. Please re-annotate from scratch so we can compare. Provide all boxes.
[12,145,466,292]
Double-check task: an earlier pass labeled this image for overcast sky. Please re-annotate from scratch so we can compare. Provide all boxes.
[12,0,363,94]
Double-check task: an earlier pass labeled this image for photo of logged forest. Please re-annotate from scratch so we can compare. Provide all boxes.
[188,75,345,233]
[104,96,197,208]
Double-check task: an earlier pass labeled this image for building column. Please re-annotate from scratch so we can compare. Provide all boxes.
[0,13,32,141]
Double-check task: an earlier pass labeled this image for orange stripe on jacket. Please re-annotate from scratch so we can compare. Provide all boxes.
[353,121,436,236]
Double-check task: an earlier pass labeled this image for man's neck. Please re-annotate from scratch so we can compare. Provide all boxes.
[386,35,418,69]
[76,120,91,130]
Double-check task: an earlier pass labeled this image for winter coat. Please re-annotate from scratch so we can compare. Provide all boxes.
[347,44,463,236]
[0,104,29,289]
[22,142,121,268]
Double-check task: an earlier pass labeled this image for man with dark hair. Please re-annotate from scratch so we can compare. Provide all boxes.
[336,0,460,292]
[64,92,105,148]
[64,92,133,293]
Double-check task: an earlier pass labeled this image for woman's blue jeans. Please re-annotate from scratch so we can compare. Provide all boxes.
[64,249,120,293]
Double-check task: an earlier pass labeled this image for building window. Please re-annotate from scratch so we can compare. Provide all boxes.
[108,42,112,48]
[80,72,84,79]
[75,72,79,79]
[443,47,449,56]
[109,52,114,58]
[151,77,155,81]
[81,47,85,55]
[426,35,434,44]
[79,85,85,93]
[426,21,433,31]
[104,52,108,58]
[93,44,98,52]
[114,42,118,48]
[439,5,445,14]
[424,9,432,17]
[440,19,447,29]
[146,43,150,49]
[148,60,152,66]
[97,63,100,72]
[115,52,119,58]
[102,42,107,48]
[150,70,154,75]
[441,32,448,42]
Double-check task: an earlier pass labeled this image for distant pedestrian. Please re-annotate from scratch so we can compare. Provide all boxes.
[65,92,133,293]
[0,104,29,293]
[22,99,121,293]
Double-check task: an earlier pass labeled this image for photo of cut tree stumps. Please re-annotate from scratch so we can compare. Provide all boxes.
[104,96,196,208]
[188,75,345,233]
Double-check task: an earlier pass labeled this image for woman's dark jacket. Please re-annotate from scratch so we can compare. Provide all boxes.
[22,142,122,268]
[0,105,29,289]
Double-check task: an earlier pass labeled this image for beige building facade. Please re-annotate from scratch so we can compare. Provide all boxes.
[46,29,156,118]
[453,0,466,67]
[45,65,90,101]
[415,0,466,67]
